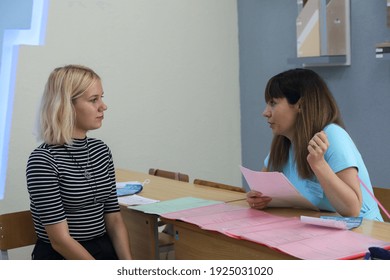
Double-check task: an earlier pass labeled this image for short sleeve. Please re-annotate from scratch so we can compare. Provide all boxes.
[323,124,360,173]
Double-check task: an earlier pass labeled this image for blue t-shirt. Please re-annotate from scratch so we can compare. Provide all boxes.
[265,124,383,221]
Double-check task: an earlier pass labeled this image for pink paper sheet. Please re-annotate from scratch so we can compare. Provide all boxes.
[162,203,390,259]
[240,165,319,210]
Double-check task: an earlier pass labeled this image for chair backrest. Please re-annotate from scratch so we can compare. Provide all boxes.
[373,187,390,222]
[0,210,37,260]
[149,168,189,182]
[193,179,246,193]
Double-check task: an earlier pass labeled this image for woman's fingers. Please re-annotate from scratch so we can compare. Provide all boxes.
[248,196,272,209]
[308,131,329,154]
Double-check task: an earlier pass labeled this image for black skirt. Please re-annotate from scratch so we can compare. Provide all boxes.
[32,233,118,260]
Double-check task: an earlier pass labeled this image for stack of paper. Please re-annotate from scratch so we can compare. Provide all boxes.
[161,203,390,260]
[118,194,159,206]
[301,216,362,230]
[240,166,319,211]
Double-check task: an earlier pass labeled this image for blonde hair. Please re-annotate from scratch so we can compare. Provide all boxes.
[37,65,101,145]
[265,68,344,179]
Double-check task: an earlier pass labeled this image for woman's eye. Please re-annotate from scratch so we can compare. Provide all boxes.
[90,94,104,103]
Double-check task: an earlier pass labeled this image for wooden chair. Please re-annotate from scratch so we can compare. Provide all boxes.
[148,168,190,259]
[0,210,37,260]
[149,168,189,183]
[193,178,246,193]
[373,187,390,223]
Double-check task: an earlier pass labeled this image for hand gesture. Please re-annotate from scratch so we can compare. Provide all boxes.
[307,131,329,168]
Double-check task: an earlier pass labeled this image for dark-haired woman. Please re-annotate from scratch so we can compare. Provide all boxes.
[247,68,383,221]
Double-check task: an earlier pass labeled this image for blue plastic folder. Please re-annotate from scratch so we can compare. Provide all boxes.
[116,183,143,196]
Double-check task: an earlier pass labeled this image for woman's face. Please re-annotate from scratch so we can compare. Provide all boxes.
[72,79,107,139]
[262,97,299,140]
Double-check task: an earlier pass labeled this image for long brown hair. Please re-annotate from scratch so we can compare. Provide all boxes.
[265,68,344,178]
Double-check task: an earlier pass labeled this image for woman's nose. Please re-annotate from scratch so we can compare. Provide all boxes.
[99,101,107,111]
[262,106,271,118]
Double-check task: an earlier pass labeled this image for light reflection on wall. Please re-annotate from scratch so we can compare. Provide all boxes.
[0,0,48,200]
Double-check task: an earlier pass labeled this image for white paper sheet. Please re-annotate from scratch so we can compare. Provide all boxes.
[118,194,159,206]
[300,215,347,229]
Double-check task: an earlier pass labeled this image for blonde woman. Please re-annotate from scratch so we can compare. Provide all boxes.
[26,65,132,259]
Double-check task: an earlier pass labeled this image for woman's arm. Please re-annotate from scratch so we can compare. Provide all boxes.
[45,221,95,260]
[104,148,132,259]
[307,131,362,216]
[104,212,132,260]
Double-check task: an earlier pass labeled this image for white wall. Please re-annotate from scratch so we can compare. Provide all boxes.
[0,0,241,259]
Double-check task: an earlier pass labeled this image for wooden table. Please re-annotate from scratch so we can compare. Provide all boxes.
[116,169,245,203]
[116,169,246,259]
[117,169,390,260]
[161,200,390,259]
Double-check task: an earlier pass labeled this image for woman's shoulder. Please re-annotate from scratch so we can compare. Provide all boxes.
[30,143,54,155]
[324,123,355,148]
[28,143,58,165]
[324,123,345,133]
[323,123,350,138]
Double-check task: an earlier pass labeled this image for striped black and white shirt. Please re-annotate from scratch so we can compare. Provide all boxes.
[26,137,120,242]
